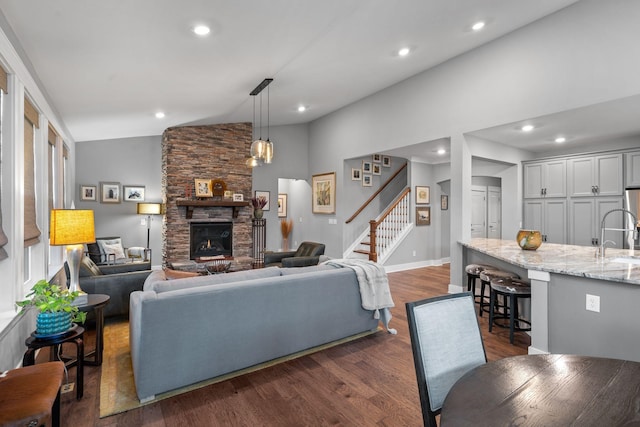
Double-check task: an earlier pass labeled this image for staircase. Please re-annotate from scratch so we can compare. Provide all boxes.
[348,187,413,263]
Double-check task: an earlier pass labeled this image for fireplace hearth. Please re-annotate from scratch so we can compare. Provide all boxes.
[190,222,233,259]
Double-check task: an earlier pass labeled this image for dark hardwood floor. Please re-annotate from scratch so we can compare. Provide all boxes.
[55,264,528,426]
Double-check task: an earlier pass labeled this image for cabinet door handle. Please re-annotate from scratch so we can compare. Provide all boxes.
[591,186,595,194]
[595,185,599,194]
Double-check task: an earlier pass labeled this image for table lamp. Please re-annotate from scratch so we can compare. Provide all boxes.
[137,202,165,260]
[50,209,95,304]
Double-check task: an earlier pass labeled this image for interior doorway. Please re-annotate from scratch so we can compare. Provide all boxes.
[471,179,502,239]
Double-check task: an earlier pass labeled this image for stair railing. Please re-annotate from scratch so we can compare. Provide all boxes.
[368,187,411,262]
[345,162,408,224]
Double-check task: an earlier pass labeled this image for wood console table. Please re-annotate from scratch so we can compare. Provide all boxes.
[176,199,250,219]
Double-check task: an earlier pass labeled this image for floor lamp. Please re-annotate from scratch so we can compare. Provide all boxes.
[137,203,164,261]
[50,209,95,304]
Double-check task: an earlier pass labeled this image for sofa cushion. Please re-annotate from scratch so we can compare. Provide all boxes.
[145,266,283,293]
[279,264,336,276]
[164,268,200,280]
[79,256,103,277]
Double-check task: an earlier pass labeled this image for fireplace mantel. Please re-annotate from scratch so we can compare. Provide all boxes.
[176,199,251,219]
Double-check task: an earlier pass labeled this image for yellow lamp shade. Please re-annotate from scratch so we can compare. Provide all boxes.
[49,209,96,245]
[137,203,165,215]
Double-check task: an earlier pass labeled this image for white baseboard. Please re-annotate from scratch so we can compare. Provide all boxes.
[383,257,450,273]
[528,346,549,355]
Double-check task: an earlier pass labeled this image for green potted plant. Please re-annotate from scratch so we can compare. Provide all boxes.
[16,279,86,336]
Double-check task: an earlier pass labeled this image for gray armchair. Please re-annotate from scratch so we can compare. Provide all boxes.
[264,241,325,268]
[65,256,152,318]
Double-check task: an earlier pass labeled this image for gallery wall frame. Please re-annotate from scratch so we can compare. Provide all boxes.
[362,174,372,187]
[416,206,431,225]
[415,186,430,204]
[312,172,336,214]
[362,161,372,173]
[123,185,145,202]
[351,168,362,181]
[373,164,381,175]
[80,184,96,201]
[373,153,382,163]
[382,156,391,167]
[255,190,270,211]
[100,182,121,203]
[278,193,287,217]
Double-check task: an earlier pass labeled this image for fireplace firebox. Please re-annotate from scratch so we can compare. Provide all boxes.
[190,222,233,259]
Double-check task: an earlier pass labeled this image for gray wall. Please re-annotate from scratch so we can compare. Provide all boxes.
[75,136,163,265]
[307,0,640,284]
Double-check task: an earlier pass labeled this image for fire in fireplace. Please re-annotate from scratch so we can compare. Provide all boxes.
[190,222,233,259]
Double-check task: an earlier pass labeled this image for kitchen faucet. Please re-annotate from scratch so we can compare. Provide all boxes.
[596,208,638,258]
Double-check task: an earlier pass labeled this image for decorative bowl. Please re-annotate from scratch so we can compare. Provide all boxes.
[516,229,542,250]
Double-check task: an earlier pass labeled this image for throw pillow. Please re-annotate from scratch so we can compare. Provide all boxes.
[98,238,126,260]
[163,268,199,280]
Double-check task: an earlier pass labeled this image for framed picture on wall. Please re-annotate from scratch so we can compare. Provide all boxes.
[100,182,121,203]
[362,174,373,187]
[123,185,145,202]
[382,156,391,167]
[351,168,362,180]
[80,185,96,201]
[373,164,381,175]
[278,193,287,217]
[255,190,270,210]
[415,186,430,204]
[312,172,336,214]
[373,153,382,163]
[441,195,449,210]
[362,161,372,173]
[416,206,431,225]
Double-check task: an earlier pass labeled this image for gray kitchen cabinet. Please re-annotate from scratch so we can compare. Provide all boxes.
[524,160,566,199]
[524,198,566,244]
[626,151,640,188]
[568,153,622,197]
[569,197,623,247]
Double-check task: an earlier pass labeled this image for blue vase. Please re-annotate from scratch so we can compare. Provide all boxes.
[36,312,72,336]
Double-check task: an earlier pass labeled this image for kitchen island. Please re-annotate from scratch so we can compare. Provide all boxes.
[461,238,640,360]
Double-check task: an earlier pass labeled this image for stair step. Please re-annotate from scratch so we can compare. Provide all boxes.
[353,249,370,255]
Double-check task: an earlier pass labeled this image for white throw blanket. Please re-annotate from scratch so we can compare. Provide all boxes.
[323,258,397,334]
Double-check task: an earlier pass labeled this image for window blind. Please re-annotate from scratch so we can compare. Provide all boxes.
[24,96,41,247]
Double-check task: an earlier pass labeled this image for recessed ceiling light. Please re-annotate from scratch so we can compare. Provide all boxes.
[298,105,306,113]
[472,21,485,31]
[555,137,566,143]
[437,148,446,155]
[398,47,410,57]
[521,124,534,132]
[193,25,210,36]
[155,112,165,119]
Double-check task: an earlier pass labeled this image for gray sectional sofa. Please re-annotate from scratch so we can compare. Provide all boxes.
[129,264,384,402]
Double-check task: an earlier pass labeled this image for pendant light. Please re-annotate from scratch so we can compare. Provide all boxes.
[247,78,274,168]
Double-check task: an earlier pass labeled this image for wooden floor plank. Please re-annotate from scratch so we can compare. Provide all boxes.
[52,264,528,426]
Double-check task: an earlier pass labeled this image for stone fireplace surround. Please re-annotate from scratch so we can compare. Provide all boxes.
[162,123,254,270]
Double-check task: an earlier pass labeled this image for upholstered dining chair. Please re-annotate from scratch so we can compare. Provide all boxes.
[406,292,487,427]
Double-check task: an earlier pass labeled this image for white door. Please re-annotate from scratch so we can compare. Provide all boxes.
[487,186,501,239]
[471,186,487,238]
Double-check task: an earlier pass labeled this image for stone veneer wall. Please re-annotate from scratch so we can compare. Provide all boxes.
[162,123,253,268]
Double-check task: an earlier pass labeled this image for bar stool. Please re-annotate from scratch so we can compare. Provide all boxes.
[0,361,65,427]
[478,269,519,317]
[488,277,532,344]
[465,264,494,305]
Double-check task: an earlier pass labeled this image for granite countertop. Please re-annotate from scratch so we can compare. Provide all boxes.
[460,238,640,285]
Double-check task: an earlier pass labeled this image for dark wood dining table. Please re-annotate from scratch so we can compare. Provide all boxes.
[440,354,640,426]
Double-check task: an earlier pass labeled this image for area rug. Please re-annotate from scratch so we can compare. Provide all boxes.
[99,319,380,418]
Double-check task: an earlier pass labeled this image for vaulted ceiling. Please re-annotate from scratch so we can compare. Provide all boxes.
[0,0,579,143]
